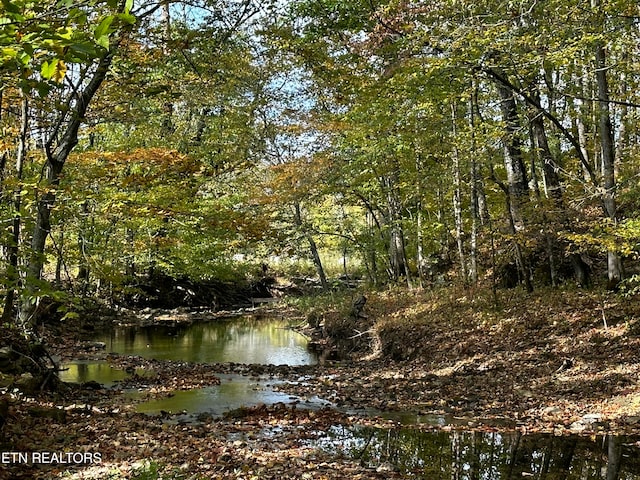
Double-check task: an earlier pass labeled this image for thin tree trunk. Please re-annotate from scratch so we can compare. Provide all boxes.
[383,168,411,286]
[576,111,592,185]
[162,0,171,48]
[470,86,490,229]
[468,89,480,285]
[614,68,627,170]
[416,154,425,288]
[354,192,384,286]
[55,226,64,287]
[2,94,28,323]
[595,40,624,287]
[294,202,328,290]
[469,146,479,285]
[77,201,91,293]
[416,204,425,288]
[451,103,466,281]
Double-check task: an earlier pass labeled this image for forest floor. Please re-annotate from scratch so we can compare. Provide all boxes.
[2,285,640,479]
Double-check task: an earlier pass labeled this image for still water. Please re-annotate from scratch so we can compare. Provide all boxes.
[59,317,321,413]
[314,426,640,479]
[94,317,317,365]
[134,374,329,418]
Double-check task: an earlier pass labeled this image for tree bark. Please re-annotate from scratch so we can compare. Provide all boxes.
[529,98,561,286]
[451,103,466,281]
[18,51,116,327]
[495,79,532,291]
[496,81,529,230]
[606,435,622,480]
[2,94,28,322]
[595,42,624,287]
[469,137,479,285]
[294,202,328,290]
[384,172,411,287]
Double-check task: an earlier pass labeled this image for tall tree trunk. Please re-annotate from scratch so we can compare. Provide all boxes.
[496,82,529,230]
[614,68,628,169]
[529,95,561,286]
[18,51,116,327]
[415,153,426,288]
[595,41,624,287]
[451,104,466,281]
[354,192,384,286]
[382,164,411,286]
[2,94,28,322]
[469,138,479,285]
[416,205,425,288]
[575,111,592,185]
[531,90,592,287]
[495,80,532,291]
[470,86,490,228]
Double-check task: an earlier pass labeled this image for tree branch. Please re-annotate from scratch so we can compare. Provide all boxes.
[483,67,599,187]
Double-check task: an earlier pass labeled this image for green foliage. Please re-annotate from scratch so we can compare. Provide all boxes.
[129,459,199,480]
[0,0,130,93]
[3,0,640,308]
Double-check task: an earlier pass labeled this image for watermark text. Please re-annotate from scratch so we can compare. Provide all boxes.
[1,451,102,464]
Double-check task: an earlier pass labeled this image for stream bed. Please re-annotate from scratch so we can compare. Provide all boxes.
[58,315,640,479]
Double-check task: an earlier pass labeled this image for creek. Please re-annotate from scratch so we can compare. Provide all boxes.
[59,316,325,415]
[59,315,640,479]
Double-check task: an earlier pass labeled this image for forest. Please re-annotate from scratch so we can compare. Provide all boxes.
[1,0,640,479]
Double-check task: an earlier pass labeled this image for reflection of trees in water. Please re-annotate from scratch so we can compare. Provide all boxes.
[326,427,640,479]
[61,362,126,385]
[98,317,315,364]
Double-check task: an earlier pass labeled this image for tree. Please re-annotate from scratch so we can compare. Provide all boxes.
[0,0,138,327]
[281,0,640,291]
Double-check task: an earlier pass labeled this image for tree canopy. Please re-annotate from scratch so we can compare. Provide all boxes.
[1,0,640,325]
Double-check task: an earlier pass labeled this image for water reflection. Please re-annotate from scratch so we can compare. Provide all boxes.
[133,374,330,418]
[58,361,127,386]
[96,317,317,365]
[316,426,640,479]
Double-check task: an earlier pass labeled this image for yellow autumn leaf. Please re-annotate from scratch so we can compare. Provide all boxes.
[53,59,67,83]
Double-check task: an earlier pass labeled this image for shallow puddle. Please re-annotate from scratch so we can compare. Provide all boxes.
[132,374,331,419]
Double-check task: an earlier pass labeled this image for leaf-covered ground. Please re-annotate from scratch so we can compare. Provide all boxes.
[276,287,640,434]
[2,286,640,479]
